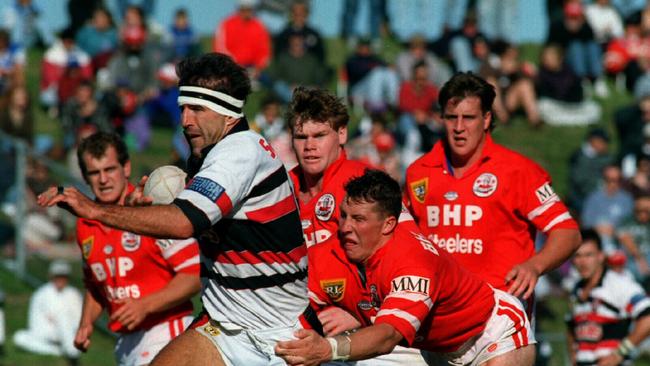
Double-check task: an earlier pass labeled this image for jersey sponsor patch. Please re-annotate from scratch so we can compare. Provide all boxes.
[390,275,431,296]
[82,236,94,259]
[121,232,141,252]
[315,194,336,221]
[410,178,428,203]
[156,239,172,251]
[444,191,458,201]
[320,278,346,302]
[473,173,498,197]
[187,176,225,202]
[535,182,557,204]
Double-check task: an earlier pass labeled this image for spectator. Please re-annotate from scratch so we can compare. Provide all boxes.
[623,154,650,197]
[116,0,155,23]
[567,128,614,214]
[582,164,635,252]
[340,0,386,49]
[146,63,180,129]
[0,84,32,144]
[60,80,112,150]
[617,196,650,286]
[584,0,625,45]
[213,0,271,81]
[476,0,518,43]
[0,28,25,94]
[12,260,82,365]
[536,43,602,126]
[1,0,50,49]
[252,96,284,140]
[75,7,118,72]
[164,7,199,63]
[66,0,102,36]
[449,12,488,73]
[614,93,650,162]
[604,15,650,93]
[274,0,325,61]
[395,34,452,88]
[106,24,157,96]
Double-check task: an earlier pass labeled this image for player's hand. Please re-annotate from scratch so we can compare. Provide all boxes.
[318,306,361,336]
[110,298,152,331]
[74,323,93,352]
[505,261,540,300]
[125,176,153,207]
[37,186,99,219]
[597,351,624,366]
[275,329,332,366]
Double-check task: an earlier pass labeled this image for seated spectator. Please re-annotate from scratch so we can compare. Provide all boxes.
[213,0,271,81]
[567,128,614,214]
[75,7,118,72]
[60,80,112,150]
[480,41,540,126]
[0,28,25,94]
[12,260,82,365]
[582,164,635,252]
[585,0,625,45]
[617,195,650,286]
[536,43,601,126]
[0,84,32,144]
[266,33,328,103]
[274,0,325,62]
[164,7,199,63]
[345,38,399,113]
[39,27,92,112]
[395,34,452,88]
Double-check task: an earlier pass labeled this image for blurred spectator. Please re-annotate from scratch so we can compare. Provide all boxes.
[480,41,540,126]
[146,63,180,128]
[60,80,113,150]
[397,61,441,168]
[449,12,488,73]
[0,28,25,94]
[75,7,119,72]
[536,43,601,126]
[567,128,614,214]
[1,0,50,49]
[476,0,518,43]
[252,96,284,140]
[344,38,399,113]
[611,0,646,20]
[274,0,325,61]
[66,0,102,36]
[0,84,32,144]
[395,34,452,88]
[547,1,608,98]
[116,0,155,22]
[266,34,328,103]
[348,113,402,182]
[213,0,271,82]
[584,0,625,45]
[604,15,650,92]
[164,8,199,63]
[581,164,634,252]
[13,260,81,365]
[614,93,650,162]
[617,195,650,284]
[39,28,92,112]
[105,24,157,96]
[341,0,387,49]
[623,154,650,197]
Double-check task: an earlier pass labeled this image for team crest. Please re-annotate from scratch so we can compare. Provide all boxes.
[410,178,428,203]
[321,278,346,302]
[473,173,498,197]
[82,236,94,259]
[121,232,141,252]
[315,194,336,221]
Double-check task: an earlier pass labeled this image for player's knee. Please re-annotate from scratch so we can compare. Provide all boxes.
[151,330,225,366]
[483,344,536,366]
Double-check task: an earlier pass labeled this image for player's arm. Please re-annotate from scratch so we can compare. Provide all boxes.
[74,290,104,352]
[597,314,650,365]
[506,228,581,299]
[618,232,650,275]
[275,323,403,365]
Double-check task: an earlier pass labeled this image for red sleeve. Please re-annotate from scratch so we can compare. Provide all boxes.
[156,238,200,275]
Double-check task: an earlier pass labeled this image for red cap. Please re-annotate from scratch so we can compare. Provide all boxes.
[564,2,583,18]
[122,25,146,46]
[606,250,627,267]
[373,132,395,153]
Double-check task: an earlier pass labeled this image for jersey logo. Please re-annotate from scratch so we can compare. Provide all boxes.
[390,276,430,296]
[358,284,381,311]
[473,173,497,197]
[187,176,225,202]
[410,178,428,203]
[444,191,458,201]
[121,232,141,252]
[103,245,113,255]
[321,278,346,302]
[82,236,94,259]
[315,194,336,221]
[301,219,312,230]
[535,182,557,204]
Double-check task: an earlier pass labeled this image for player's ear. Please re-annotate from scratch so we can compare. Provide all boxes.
[381,215,397,235]
[225,116,239,128]
[124,160,132,179]
[338,126,348,146]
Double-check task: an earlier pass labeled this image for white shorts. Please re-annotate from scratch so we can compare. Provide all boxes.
[115,316,192,366]
[324,345,428,365]
[192,313,303,366]
[423,289,536,366]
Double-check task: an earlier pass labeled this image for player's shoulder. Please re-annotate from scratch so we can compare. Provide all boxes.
[405,147,439,179]
[489,142,548,176]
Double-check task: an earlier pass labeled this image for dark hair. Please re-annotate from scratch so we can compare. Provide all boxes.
[176,53,251,102]
[286,86,349,131]
[438,72,496,129]
[77,132,129,178]
[580,228,602,251]
[412,60,428,74]
[175,7,188,17]
[344,169,402,219]
[94,7,115,28]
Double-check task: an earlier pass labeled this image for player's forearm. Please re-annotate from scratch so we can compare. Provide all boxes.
[529,229,581,275]
[79,290,104,327]
[142,273,201,314]
[619,235,642,259]
[342,323,403,361]
[91,204,194,239]
[627,315,650,346]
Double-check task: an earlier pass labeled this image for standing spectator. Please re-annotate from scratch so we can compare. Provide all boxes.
[274,0,325,61]
[1,0,49,49]
[581,164,634,252]
[404,73,580,308]
[66,0,102,36]
[164,8,199,63]
[146,63,181,129]
[567,128,614,214]
[60,80,113,150]
[395,34,452,88]
[476,0,518,43]
[13,260,82,365]
[72,132,201,365]
[585,0,625,45]
[340,0,386,49]
[0,84,32,144]
[75,7,119,72]
[567,229,650,366]
[617,196,650,284]
[0,28,25,94]
[213,0,271,82]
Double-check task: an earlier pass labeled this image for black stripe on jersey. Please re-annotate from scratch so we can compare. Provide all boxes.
[174,198,212,235]
[249,167,289,198]
[202,263,307,290]
[180,90,243,114]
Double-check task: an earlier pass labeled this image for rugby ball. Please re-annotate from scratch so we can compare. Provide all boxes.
[143,165,187,204]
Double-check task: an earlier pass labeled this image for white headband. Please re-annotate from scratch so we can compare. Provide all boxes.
[178,86,244,118]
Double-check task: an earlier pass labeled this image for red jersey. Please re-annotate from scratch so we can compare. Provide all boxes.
[405,135,578,290]
[76,187,200,333]
[368,218,495,353]
[290,153,369,318]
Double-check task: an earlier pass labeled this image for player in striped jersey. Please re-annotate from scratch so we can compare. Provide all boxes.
[276,170,535,366]
[38,53,308,366]
[567,229,650,366]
